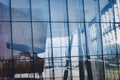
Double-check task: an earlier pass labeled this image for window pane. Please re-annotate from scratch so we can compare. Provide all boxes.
[32,22,48,53]
[12,22,32,57]
[68,0,81,22]
[0,22,12,60]
[51,23,68,47]
[50,0,67,21]
[31,0,49,21]
[84,0,96,22]
[11,0,30,21]
[0,0,10,21]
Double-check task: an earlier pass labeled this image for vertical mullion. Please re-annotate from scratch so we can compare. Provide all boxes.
[78,25,85,80]
[82,0,93,80]
[95,0,105,80]
[65,0,73,80]
[29,0,35,79]
[48,0,55,80]
[78,0,86,79]
[9,0,14,79]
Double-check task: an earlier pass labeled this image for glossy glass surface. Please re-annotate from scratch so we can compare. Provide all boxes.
[0,0,120,79]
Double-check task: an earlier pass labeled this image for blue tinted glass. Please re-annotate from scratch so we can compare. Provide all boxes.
[51,23,68,47]
[32,22,48,53]
[50,0,67,21]
[51,23,67,38]
[84,0,96,22]
[12,22,32,55]
[68,0,81,22]
[11,0,30,21]
[69,23,79,46]
[100,0,109,12]
[0,0,10,21]
[0,22,12,60]
[31,0,49,21]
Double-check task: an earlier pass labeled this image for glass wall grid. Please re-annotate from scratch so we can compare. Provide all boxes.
[0,0,120,80]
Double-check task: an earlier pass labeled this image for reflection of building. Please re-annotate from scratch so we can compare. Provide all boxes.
[0,3,47,60]
[0,0,120,80]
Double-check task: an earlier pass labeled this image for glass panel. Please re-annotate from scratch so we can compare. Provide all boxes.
[32,22,48,79]
[32,22,48,54]
[116,27,120,52]
[51,22,70,79]
[11,0,30,21]
[84,0,96,22]
[105,55,119,80]
[67,0,81,22]
[0,22,11,60]
[114,3,120,23]
[51,23,68,47]
[31,0,49,21]
[50,0,67,21]
[12,22,33,78]
[100,0,114,23]
[72,59,79,79]
[99,0,109,12]
[69,23,79,46]
[0,22,12,79]
[42,26,54,79]
[116,0,120,19]
[12,22,32,56]
[0,0,10,21]
[0,0,119,79]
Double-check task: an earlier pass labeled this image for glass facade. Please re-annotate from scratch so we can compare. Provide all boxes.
[0,0,120,80]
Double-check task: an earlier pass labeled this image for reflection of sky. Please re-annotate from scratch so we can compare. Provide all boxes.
[0,0,9,6]
[11,0,30,8]
[0,0,109,22]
